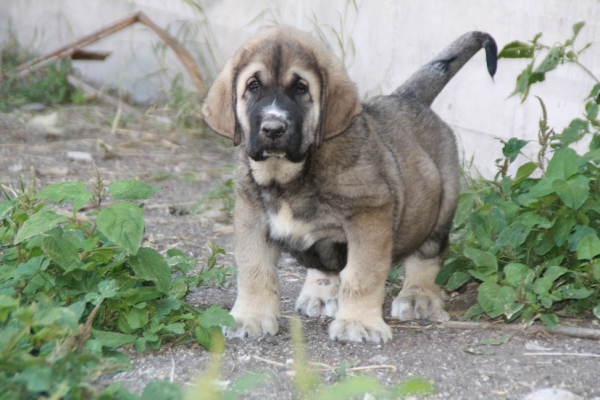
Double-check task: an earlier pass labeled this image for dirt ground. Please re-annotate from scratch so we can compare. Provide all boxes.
[1,104,599,400]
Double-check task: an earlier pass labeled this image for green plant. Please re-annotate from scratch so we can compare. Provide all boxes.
[0,169,235,399]
[191,178,235,217]
[0,27,84,111]
[439,22,600,328]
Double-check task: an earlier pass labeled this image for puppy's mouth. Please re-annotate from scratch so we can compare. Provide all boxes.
[262,149,286,158]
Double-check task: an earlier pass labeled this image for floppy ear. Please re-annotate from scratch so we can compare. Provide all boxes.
[316,61,363,146]
[202,59,243,145]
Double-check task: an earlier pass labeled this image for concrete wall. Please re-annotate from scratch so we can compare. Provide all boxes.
[1,0,599,179]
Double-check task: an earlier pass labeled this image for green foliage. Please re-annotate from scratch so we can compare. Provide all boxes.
[498,21,597,102]
[0,172,235,399]
[0,26,87,111]
[443,24,600,327]
[191,178,235,217]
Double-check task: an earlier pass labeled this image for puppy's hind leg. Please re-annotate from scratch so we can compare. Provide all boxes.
[296,269,340,317]
[391,253,450,322]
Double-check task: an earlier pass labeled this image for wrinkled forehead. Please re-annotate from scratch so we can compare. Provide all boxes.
[234,38,322,92]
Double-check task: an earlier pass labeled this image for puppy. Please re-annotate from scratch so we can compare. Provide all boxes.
[202,26,496,343]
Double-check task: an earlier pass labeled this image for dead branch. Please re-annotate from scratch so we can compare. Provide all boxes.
[14,11,206,94]
[439,321,600,340]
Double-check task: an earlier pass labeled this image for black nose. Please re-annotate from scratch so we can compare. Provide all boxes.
[261,120,286,140]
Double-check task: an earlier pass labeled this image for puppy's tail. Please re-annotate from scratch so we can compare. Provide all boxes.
[393,31,497,106]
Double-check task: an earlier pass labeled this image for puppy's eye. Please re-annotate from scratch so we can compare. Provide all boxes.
[295,80,308,94]
[248,79,260,92]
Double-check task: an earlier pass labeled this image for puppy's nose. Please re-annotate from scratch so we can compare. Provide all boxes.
[261,120,286,140]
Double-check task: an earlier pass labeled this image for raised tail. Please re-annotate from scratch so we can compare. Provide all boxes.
[393,31,497,106]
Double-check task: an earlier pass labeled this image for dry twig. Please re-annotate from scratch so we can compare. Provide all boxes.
[439,321,600,340]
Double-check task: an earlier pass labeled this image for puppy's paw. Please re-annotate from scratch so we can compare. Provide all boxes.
[391,286,450,322]
[295,273,339,317]
[223,312,279,338]
[328,317,392,343]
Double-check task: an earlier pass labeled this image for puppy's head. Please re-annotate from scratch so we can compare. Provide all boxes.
[203,26,362,169]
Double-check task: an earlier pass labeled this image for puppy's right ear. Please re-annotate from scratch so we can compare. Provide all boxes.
[202,59,242,145]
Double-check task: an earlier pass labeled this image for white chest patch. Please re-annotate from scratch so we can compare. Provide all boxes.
[268,201,315,250]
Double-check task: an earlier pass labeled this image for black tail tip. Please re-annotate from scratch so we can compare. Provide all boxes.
[482,34,498,78]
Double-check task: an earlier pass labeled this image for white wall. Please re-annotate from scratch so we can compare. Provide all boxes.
[1,0,599,179]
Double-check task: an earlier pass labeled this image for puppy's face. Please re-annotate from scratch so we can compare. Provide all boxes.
[203,27,363,183]
[234,52,322,163]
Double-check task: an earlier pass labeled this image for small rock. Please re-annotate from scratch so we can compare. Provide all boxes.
[21,103,46,112]
[26,112,63,136]
[524,388,583,400]
[67,151,93,162]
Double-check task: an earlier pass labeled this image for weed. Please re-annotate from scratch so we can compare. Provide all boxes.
[191,178,235,218]
[0,171,235,399]
[439,22,600,328]
[0,28,83,111]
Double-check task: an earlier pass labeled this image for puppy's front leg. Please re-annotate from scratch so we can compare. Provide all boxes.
[225,193,281,338]
[329,207,394,343]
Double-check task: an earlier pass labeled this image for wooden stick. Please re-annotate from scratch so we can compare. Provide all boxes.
[136,12,207,93]
[439,321,600,340]
[14,12,207,94]
[16,13,141,76]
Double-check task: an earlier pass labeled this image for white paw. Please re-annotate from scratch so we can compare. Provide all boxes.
[328,317,392,343]
[295,270,339,317]
[223,311,279,338]
[391,286,450,322]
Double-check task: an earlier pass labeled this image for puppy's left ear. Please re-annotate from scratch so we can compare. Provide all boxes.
[316,61,363,146]
[202,59,243,145]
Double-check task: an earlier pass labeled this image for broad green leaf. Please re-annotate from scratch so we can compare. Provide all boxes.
[504,263,530,288]
[42,233,82,271]
[36,182,92,213]
[129,247,171,293]
[164,323,186,335]
[560,285,594,300]
[14,210,69,244]
[514,211,553,229]
[460,303,484,321]
[0,295,18,322]
[463,247,498,272]
[33,307,78,332]
[545,148,580,181]
[92,329,137,348]
[512,162,538,187]
[96,202,144,255]
[533,266,568,295]
[501,138,528,162]
[568,225,597,252]
[124,307,149,330]
[446,271,471,291]
[533,46,562,74]
[453,192,475,227]
[0,200,16,218]
[539,313,559,330]
[553,175,590,210]
[498,41,534,59]
[576,234,600,260]
[586,101,599,121]
[589,83,600,101]
[109,180,161,200]
[553,119,589,147]
[594,305,600,319]
[594,264,600,280]
[16,365,52,393]
[13,256,49,280]
[98,279,119,299]
[200,305,236,328]
[572,21,585,39]
[553,216,576,246]
[478,281,516,319]
[194,325,223,351]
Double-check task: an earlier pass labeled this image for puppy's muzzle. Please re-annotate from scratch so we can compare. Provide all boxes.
[261,119,287,141]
